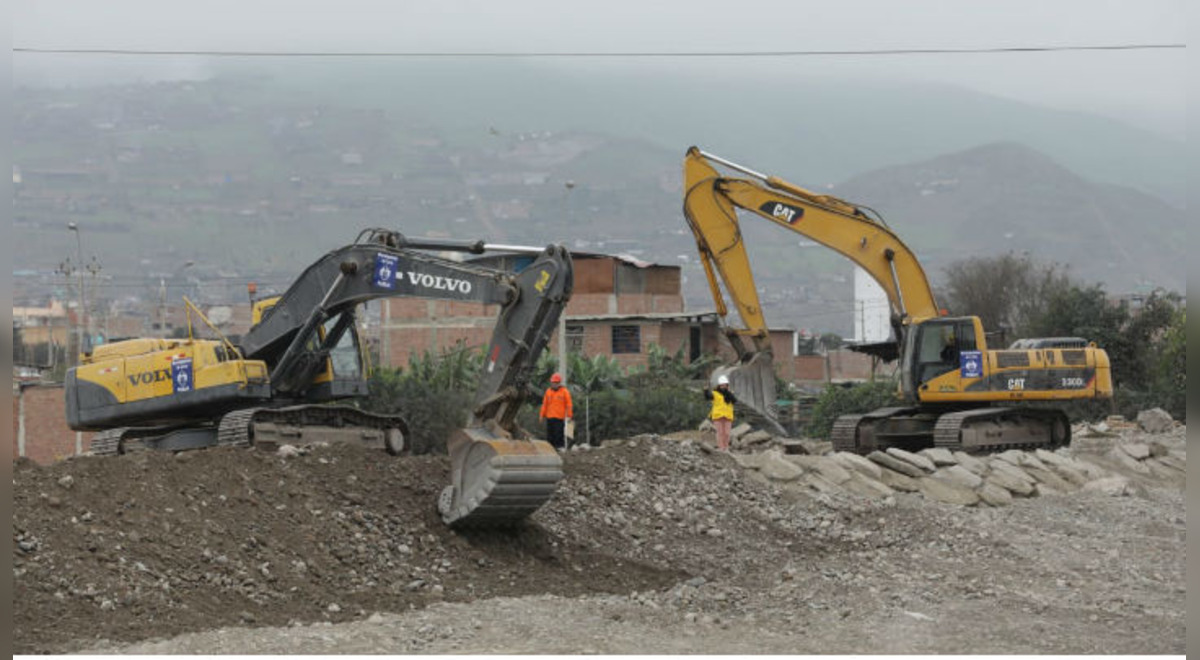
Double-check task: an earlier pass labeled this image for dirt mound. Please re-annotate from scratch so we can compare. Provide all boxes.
[13,430,1186,654]
[14,442,693,653]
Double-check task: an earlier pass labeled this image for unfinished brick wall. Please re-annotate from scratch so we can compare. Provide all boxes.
[382,323,495,368]
[13,384,93,464]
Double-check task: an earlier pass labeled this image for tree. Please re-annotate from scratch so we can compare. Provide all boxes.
[942,252,1073,339]
[1028,286,1185,420]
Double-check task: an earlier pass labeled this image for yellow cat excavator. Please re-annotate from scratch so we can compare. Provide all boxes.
[682,147,1112,453]
[65,228,573,527]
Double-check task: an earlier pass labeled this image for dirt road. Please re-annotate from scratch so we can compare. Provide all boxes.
[13,425,1185,654]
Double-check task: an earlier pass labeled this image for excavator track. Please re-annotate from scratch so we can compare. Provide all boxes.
[89,429,123,456]
[831,415,866,453]
[934,407,1070,453]
[89,426,191,455]
[217,405,408,453]
[831,407,916,454]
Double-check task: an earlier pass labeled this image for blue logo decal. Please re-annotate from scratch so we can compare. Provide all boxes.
[960,350,983,379]
[172,358,194,393]
[373,254,399,289]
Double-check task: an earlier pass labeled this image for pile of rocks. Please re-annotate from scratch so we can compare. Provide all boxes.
[730,426,1185,507]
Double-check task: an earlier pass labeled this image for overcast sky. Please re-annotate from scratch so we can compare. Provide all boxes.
[13,0,1188,137]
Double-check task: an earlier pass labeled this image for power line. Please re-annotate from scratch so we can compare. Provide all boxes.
[12,43,1185,58]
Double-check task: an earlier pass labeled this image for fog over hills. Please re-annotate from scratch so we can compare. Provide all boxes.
[245,61,1185,205]
[12,68,1185,334]
[830,142,1186,293]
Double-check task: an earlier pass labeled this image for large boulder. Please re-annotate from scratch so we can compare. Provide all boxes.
[867,451,927,479]
[1033,448,1072,468]
[933,465,984,490]
[732,452,772,471]
[885,447,937,473]
[736,430,775,449]
[787,455,852,485]
[1023,466,1077,493]
[917,476,980,506]
[831,451,884,480]
[878,467,921,492]
[801,472,842,494]
[985,471,1035,497]
[760,456,806,482]
[1014,452,1050,472]
[841,472,894,499]
[988,459,1037,486]
[918,447,958,467]
[736,450,806,482]
[1136,408,1175,434]
[993,449,1028,467]
[1107,447,1152,475]
[952,451,989,476]
[978,482,1014,507]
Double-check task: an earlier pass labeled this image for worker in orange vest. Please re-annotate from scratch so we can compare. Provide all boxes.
[539,372,573,450]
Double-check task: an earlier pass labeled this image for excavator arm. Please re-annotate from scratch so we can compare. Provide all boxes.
[682,147,942,426]
[684,147,940,331]
[236,228,574,527]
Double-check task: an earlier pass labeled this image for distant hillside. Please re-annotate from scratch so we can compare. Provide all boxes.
[12,73,1185,337]
[244,60,1186,205]
[831,142,1186,294]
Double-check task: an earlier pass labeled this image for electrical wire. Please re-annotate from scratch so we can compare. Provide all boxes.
[12,44,1185,58]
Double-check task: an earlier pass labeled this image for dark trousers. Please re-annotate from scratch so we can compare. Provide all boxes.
[545,418,566,449]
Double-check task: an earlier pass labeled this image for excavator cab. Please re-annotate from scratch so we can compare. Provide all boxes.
[248,295,368,401]
[901,316,985,400]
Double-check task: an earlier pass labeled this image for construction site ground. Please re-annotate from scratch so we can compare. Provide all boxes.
[13,421,1186,654]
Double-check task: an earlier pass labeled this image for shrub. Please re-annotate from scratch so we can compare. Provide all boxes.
[805,379,900,439]
[359,346,480,454]
[583,384,709,443]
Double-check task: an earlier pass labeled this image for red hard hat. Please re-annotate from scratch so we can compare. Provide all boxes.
[550,373,563,383]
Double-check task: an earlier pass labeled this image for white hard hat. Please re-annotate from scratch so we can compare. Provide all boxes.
[717,375,730,385]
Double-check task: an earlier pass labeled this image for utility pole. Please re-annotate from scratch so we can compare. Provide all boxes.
[56,258,80,366]
[67,222,87,360]
[159,260,194,337]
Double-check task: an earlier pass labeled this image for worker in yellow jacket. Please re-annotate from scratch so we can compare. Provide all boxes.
[704,374,738,451]
[539,373,573,450]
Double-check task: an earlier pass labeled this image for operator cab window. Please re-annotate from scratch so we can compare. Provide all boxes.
[917,323,954,364]
[916,320,974,385]
[328,324,363,380]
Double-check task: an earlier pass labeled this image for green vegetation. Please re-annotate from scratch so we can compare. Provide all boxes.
[359,343,715,452]
[1030,287,1185,421]
[359,345,479,454]
[805,379,900,439]
[944,254,1186,421]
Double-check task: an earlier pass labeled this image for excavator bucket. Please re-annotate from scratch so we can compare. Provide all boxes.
[438,425,563,528]
[713,351,787,436]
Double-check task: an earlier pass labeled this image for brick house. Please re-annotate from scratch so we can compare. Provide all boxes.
[377,252,729,371]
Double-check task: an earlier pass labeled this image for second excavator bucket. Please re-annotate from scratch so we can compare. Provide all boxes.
[439,425,563,528]
[712,351,787,436]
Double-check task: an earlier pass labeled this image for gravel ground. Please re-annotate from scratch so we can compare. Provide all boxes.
[13,424,1186,654]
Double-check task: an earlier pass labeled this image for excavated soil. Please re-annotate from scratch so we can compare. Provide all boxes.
[12,426,1187,654]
